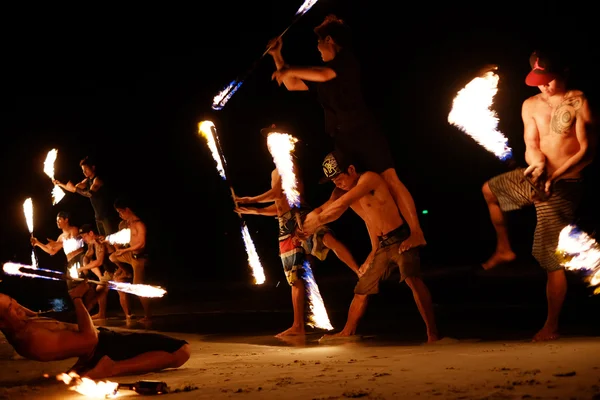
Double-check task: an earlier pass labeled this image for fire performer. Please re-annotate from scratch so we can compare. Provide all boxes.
[53,156,119,237]
[235,127,359,337]
[302,152,439,343]
[108,197,152,325]
[0,281,190,379]
[481,50,596,341]
[267,14,426,253]
[30,211,85,289]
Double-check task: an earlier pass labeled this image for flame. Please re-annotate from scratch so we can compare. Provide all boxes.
[69,263,80,279]
[212,80,243,111]
[63,237,84,254]
[43,149,66,205]
[557,224,600,288]
[241,223,266,285]
[107,281,167,298]
[448,68,512,161]
[266,132,300,208]
[105,228,131,245]
[198,121,226,179]
[31,250,37,269]
[3,262,61,281]
[23,198,34,233]
[302,260,333,330]
[57,371,119,398]
[295,0,318,16]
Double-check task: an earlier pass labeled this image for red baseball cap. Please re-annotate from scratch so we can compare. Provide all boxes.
[525,51,559,86]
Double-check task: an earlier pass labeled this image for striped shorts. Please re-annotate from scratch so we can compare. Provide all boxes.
[487,168,583,272]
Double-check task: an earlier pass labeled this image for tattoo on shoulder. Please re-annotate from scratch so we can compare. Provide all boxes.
[551,95,583,135]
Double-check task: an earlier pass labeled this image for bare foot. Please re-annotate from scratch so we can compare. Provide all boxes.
[427,334,440,343]
[532,327,560,342]
[318,332,359,342]
[482,250,516,270]
[275,326,305,338]
[84,356,117,380]
[91,313,106,320]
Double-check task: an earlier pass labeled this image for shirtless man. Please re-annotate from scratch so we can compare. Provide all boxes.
[481,50,596,341]
[235,126,360,337]
[0,282,190,379]
[30,211,86,288]
[79,224,114,321]
[301,152,439,343]
[108,198,152,324]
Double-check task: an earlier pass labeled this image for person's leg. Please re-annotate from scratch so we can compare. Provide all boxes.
[85,343,191,380]
[533,269,566,342]
[322,233,360,275]
[404,277,439,342]
[276,278,306,337]
[323,294,369,338]
[481,181,517,269]
[112,264,133,320]
[131,259,152,322]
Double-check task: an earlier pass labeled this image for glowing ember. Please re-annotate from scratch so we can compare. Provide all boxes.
[241,223,266,285]
[104,228,130,245]
[448,68,512,161]
[197,120,266,285]
[57,371,119,398]
[198,121,226,179]
[557,224,600,288]
[63,237,84,254]
[266,131,300,208]
[43,149,66,205]
[3,262,61,281]
[302,260,333,330]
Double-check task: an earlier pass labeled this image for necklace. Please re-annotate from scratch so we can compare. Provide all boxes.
[542,90,569,109]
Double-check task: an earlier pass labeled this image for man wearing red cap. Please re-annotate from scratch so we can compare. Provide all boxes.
[481,49,596,341]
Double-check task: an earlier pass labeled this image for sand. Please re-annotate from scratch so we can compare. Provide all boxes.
[2,329,600,400]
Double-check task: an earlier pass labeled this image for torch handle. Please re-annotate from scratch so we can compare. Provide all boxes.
[229,186,242,219]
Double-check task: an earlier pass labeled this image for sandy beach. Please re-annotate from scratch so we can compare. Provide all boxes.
[2,327,600,400]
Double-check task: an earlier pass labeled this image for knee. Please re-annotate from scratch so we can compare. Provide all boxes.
[482,182,496,201]
[109,253,117,264]
[322,233,334,248]
[404,276,421,289]
[172,344,191,368]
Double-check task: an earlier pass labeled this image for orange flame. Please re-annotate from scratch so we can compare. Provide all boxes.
[266,131,300,208]
[57,371,119,398]
[557,225,600,290]
[43,149,66,205]
[104,228,131,245]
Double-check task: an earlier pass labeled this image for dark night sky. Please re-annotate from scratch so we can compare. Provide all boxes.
[1,2,599,287]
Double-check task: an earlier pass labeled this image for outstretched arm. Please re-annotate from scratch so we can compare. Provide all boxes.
[235,188,279,204]
[272,66,335,90]
[235,204,278,217]
[30,237,62,255]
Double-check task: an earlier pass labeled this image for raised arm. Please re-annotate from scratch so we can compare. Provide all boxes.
[272,66,335,90]
[266,37,308,91]
[30,236,63,255]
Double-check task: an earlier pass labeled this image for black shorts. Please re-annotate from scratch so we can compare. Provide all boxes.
[74,327,188,373]
[334,128,395,174]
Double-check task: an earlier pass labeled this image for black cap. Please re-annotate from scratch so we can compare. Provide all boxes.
[319,150,350,184]
[79,224,95,235]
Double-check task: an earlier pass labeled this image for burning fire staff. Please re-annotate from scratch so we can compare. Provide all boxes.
[267,14,426,254]
[480,50,596,342]
[302,152,439,343]
[0,281,190,380]
[234,125,356,336]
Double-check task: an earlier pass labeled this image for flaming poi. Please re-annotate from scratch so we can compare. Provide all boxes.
[23,198,38,268]
[266,129,333,331]
[447,66,547,200]
[198,121,266,285]
[3,262,167,298]
[43,148,66,205]
[211,0,321,111]
[556,224,600,294]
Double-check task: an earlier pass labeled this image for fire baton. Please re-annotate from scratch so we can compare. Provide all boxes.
[2,262,166,298]
[448,64,548,201]
[212,0,320,110]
